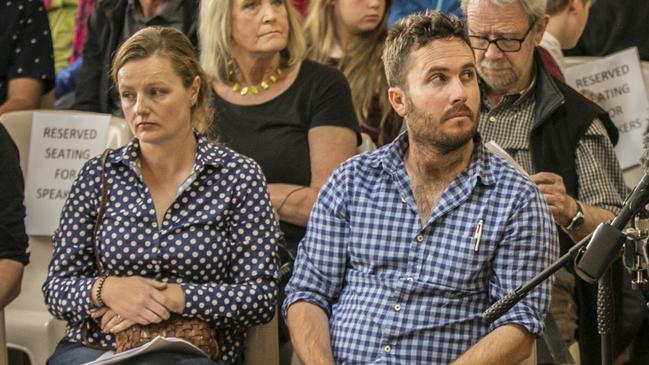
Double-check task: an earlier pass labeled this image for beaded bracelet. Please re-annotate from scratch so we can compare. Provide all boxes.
[95,274,109,307]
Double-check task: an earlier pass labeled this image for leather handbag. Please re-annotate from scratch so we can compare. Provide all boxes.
[91,149,219,359]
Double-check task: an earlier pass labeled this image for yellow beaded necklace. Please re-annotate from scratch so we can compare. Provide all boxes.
[227,63,283,96]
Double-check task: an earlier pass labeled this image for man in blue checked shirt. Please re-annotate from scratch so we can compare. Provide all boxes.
[283,11,559,365]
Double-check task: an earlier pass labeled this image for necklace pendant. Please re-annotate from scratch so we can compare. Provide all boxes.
[232,83,240,93]
[240,86,249,96]
[260,81,269,90]
[251,86,259,95]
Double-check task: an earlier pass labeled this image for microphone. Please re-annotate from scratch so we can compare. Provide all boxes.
[575,133,649,283]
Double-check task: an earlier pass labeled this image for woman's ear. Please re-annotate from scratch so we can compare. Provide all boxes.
[190,76,201,105]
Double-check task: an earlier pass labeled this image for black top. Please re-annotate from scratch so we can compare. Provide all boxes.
[0,0,55,105]
[210,60,360,246]
[565,0,649,61]
[0,124,29,265]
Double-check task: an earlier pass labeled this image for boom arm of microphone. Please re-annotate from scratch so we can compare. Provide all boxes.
[484,231,593,323]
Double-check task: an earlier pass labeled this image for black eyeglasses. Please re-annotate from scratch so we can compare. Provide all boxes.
[468,22,536,53]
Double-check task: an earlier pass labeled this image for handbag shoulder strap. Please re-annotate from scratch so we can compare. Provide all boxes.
[92,148,113,273]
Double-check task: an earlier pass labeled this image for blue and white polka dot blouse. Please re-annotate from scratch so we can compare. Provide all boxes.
[43,132,279,364]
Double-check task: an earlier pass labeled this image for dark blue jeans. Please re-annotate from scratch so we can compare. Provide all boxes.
[47,340,226,365]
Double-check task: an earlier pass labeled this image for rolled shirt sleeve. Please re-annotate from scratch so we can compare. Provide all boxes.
[488,182,560,335]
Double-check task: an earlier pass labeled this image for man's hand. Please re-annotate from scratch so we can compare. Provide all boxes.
[530,172,576,227]
[530,171,615,241]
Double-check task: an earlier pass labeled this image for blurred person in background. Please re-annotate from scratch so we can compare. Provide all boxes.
[388,0,461,26]
[566,0,649,61]
[0,0,55,115]
[304,0,402,146]
[199,0,360,289]
[72,0,198,116]
[0,125,29,310]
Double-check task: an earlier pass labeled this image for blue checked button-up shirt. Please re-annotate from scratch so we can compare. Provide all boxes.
[283,132,559,364]
[43,132,279,364]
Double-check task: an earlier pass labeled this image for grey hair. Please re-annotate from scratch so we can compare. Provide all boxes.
[461,0,547,23]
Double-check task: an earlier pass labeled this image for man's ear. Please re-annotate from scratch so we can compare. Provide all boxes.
[533,15,549,46]
[388,86,408,118]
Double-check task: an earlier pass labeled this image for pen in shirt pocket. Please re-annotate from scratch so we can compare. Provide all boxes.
[473,218,484,252]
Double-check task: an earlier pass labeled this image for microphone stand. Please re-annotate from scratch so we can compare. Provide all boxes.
[598,269,614,365]
[482,230,615,365]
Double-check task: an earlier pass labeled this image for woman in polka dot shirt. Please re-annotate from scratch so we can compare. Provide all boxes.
[43,27,279,365]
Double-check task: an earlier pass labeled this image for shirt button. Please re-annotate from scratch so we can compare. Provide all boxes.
[416,235,424,242]
[489,116,497,122]
[394,303,401,312]
[383,345,391,353]
[407,276,414,282]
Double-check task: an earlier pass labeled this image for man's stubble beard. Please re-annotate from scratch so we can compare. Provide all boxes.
[405,97,478,154]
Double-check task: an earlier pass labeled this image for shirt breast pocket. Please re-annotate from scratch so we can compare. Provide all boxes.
[421,224,497,293]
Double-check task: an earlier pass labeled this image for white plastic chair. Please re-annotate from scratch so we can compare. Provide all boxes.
[244,308,279,365]
[0,110,131,365]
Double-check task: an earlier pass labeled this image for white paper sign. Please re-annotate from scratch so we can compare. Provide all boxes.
[24,112,110,236]
[564,47,649,169]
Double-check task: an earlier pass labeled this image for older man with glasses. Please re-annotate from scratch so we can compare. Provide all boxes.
[460,0,631,363]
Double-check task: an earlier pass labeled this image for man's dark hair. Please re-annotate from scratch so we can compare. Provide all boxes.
[382,11,469,87]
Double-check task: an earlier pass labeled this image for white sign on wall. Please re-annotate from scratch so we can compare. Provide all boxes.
[564,47,649,169]
[24,112,110,236]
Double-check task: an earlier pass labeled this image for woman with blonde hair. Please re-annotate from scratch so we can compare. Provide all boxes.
[304,0,400,146]
[199,0,360,271]
[44,27,279,365]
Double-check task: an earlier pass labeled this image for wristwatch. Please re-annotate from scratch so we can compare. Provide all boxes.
[564,200,585,232]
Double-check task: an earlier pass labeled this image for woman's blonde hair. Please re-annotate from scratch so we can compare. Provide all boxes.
[199,0,306,83]
[111,27,212,133]
[304,0,399,145]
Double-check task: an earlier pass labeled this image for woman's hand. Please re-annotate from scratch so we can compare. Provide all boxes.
[101,276,172,325]
[90,307,136,333]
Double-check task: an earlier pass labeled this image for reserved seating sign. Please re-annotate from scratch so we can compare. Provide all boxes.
[25,112,110,236]
[564,47,649,169]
